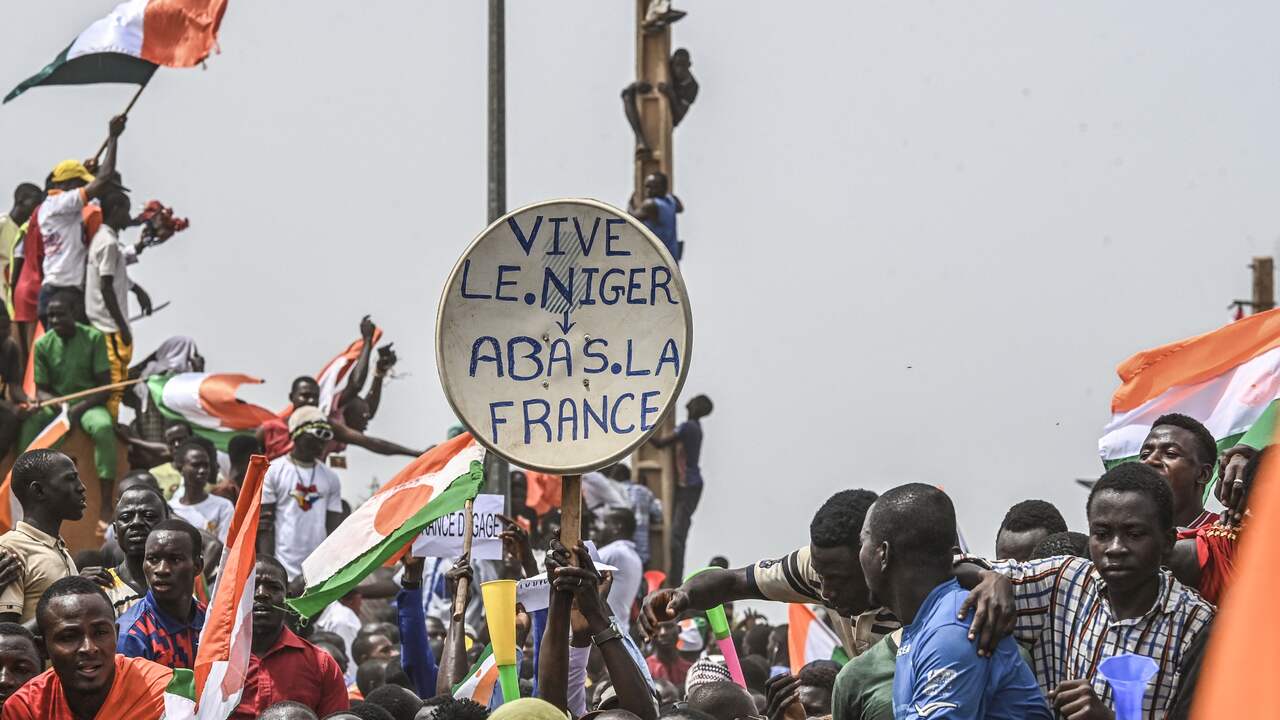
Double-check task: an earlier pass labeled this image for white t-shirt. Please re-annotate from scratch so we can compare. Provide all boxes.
[169,494,235,543]
[37,189,89,287]
[262,456,342,581]
[315,600,361,679]
[596,538,644,636]
[85,225,130,334]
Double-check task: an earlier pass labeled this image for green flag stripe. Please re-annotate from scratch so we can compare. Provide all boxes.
[288,460,485,618]
[165,667,195,700]
[5,46,156,103]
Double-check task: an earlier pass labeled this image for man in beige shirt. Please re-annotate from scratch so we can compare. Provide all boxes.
[0,449,85,623]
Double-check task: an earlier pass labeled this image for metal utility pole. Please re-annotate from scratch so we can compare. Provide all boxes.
[487,0,506,224]
[484,0,511,506]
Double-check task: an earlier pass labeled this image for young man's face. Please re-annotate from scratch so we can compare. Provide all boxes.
[178,447,212,488]
[1087,489,1173,596]
[251,562,288,639]
[45,299,77,338]
[0,635,41,705]
[144,530,198,605]
[855,503,886,611]
[1139,425,1211,519]
[813,541,872,617]
[40,593,117,697]
[655,621,679,649]
[290,381,320,408]
[35,455,87,522]
[113,489,166,558]
[165,425,192,455]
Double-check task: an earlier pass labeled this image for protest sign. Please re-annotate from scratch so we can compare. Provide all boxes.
[437,198,693,474]
[413,494,505,560]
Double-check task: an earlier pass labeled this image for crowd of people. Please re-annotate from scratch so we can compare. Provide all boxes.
[0,118,1257,720]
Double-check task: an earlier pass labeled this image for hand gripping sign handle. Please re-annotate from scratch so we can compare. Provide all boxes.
[451,498,476,622]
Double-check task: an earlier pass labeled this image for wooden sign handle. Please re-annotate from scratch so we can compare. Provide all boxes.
[560,475,582,565]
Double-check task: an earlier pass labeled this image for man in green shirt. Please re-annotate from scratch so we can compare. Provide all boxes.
[18,290,116,525]
[832,630,898,720]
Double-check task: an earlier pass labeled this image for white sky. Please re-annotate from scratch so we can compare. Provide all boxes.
[2,2,1278,579]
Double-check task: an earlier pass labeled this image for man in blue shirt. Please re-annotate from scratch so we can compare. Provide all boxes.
[629,171,684,262]
[858,484,1050,719]
[651,393,712,585]
[116,519,206,669]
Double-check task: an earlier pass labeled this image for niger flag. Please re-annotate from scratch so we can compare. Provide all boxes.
[1191,449,1280,717]
[289,433,485,618]
[6,0,227,102]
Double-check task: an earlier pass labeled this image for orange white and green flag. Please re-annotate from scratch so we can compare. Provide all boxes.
[289,433,485,618]
[149,373,278,451]
[6,0,227,103]
[162,454,267,719]
[1100,308,1280,469]
[453,644,501,705]
[787,604,849,674]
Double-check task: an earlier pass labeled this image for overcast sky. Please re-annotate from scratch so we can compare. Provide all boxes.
[3,2,1278,577]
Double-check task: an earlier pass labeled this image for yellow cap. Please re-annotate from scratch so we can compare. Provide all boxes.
[50,159,94,185]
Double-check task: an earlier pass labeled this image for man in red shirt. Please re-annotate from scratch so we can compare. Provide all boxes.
[645,620,694,692]
[1,576,170,719]
[230,557,347,719]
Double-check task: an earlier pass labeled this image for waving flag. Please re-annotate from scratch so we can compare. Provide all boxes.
[787,604,850,674]
[0,406,71,532]
[1100,308,1280,470]
[149,373,276,451]
[277,328,383,419]
[6,0,227,103]
[454,644,501,705]
[289,433,485,618]
[162,455,267,718]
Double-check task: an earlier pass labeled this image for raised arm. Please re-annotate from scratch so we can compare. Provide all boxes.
[435,559,473,697]
[331,421,423,458]
[338,316,376,410]
[397,554,438,698]
[364,343,396,418]
[557,546,657,720]
[538,541,573,713]
[640,564,761,637]
[85,116,126,201]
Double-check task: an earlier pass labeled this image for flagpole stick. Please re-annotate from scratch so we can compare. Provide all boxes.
[559,474,582,566]
[32,378,143,409]
[452,498,477,622]
[93,81,149,162]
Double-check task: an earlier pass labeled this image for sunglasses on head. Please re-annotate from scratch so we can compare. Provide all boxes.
[294,423,334,442]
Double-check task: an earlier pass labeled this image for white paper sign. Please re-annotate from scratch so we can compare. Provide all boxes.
[436,198,694,474]
[412,494,505,560]
[516,560,619,613]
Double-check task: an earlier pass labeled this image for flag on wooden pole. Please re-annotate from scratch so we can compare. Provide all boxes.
[6,0,227,103]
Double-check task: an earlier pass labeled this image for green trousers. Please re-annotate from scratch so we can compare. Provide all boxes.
[18,406,117,480]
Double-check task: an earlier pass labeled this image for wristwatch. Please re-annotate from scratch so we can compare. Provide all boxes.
[591,622,624,648]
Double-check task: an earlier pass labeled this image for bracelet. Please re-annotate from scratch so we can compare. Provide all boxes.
[591,622,623,647]
[401,579,422,590]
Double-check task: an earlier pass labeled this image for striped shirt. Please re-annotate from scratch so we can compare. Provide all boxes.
[991,556,1214,719]
[749,546,901,657]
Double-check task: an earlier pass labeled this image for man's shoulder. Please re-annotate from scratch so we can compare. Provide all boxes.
[119,655,176,691]
[76,323,105,343]
[4,665,59,709]
[1165,572,1217,619]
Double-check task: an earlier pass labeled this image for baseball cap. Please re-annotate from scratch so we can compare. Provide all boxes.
[50,159,94,185]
